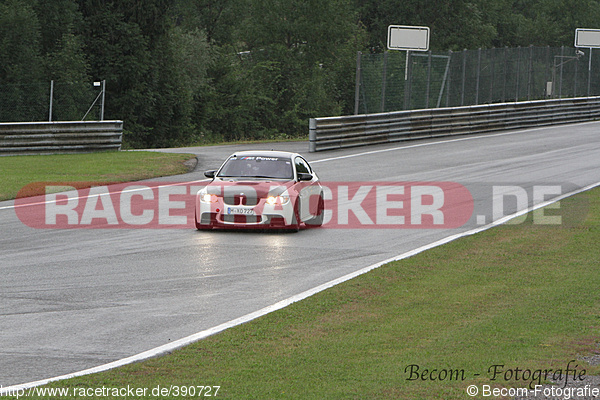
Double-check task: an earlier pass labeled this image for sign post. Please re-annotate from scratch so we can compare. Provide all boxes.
[575,28,600,96]
[387,25,430,80]
[387,25,430,110]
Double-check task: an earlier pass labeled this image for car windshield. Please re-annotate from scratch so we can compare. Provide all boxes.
[217,156,294,179]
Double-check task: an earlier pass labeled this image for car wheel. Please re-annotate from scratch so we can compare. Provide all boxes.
[287,200,301,232]
[306,193,324,228]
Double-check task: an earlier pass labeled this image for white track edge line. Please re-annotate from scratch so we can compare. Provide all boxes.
[0,179,209,211]
[2,180,599,394]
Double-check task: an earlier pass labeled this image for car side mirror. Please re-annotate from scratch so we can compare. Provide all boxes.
[298,173,313,181]
[204,170,216,178]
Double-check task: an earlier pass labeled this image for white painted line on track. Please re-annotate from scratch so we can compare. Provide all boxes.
[3,179,599,394]
[0,179,209,211]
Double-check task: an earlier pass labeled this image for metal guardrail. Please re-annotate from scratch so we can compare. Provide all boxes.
[309,97,600,152]
[0,121,123,156]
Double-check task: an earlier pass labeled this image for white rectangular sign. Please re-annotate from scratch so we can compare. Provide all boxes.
[575,28,600,48]
[387,25,430,51]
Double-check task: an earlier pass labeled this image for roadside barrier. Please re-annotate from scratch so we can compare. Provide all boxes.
[0,121,122,155]
[309,97,600,152]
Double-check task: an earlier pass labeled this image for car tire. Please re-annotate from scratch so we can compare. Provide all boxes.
[306,193,324,228]
[288,200,301,232]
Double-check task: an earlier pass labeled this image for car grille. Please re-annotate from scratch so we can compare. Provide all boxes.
[223,194,260,206]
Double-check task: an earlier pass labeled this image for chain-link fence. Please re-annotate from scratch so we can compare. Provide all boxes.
[4,47,598,121]
[0,81,105,122]
[356,46,600,114]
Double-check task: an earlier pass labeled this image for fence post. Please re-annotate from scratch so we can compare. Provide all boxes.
[559,46,564,98]
[489,48,495,103]
[404,51,413,110]
[461,49,467,106]
[574,51,579,96]
[446,50,452,107]
[354,51,362,115]
[545,46,551,97]
[502,47,508,102]
[48,80,54,122]
[426,50,432,108]
[588,48,593,97]
[437,51,451,108]
[527,45,533,100]
[381,51,388,112]
[100,80,106,121]
[475,48,481,105]
[515,46,521,102]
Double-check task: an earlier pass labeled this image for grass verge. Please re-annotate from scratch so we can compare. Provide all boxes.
[0,151,194,201]
[5,188,600,399]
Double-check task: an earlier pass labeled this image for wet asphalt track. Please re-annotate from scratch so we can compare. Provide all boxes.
[1,122,600,386]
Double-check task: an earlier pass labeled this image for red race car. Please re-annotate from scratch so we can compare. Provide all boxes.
[195,151,324,231]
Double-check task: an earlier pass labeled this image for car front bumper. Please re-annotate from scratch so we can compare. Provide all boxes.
[195,196,296,229]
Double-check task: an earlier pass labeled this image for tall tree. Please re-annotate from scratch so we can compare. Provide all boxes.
[0,0,43,83]
[356,0,496,51]
[76,0,200,147]
[31,0,91,121]
[172,0,240,44]
[77,2,153,131]
[33,0,83,53]
[228,0,365,137]
[0,0,45,121]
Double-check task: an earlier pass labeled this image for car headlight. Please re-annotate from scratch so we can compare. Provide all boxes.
[266,195,290,205]
[201,193,220,203]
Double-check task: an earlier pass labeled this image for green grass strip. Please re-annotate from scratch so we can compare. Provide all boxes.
[5,188,600,399]
[0,151,194,201]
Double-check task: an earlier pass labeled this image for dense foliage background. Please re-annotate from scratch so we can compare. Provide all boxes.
[1,0,600,147]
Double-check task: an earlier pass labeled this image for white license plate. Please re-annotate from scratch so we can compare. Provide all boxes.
[226,207,255,215]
